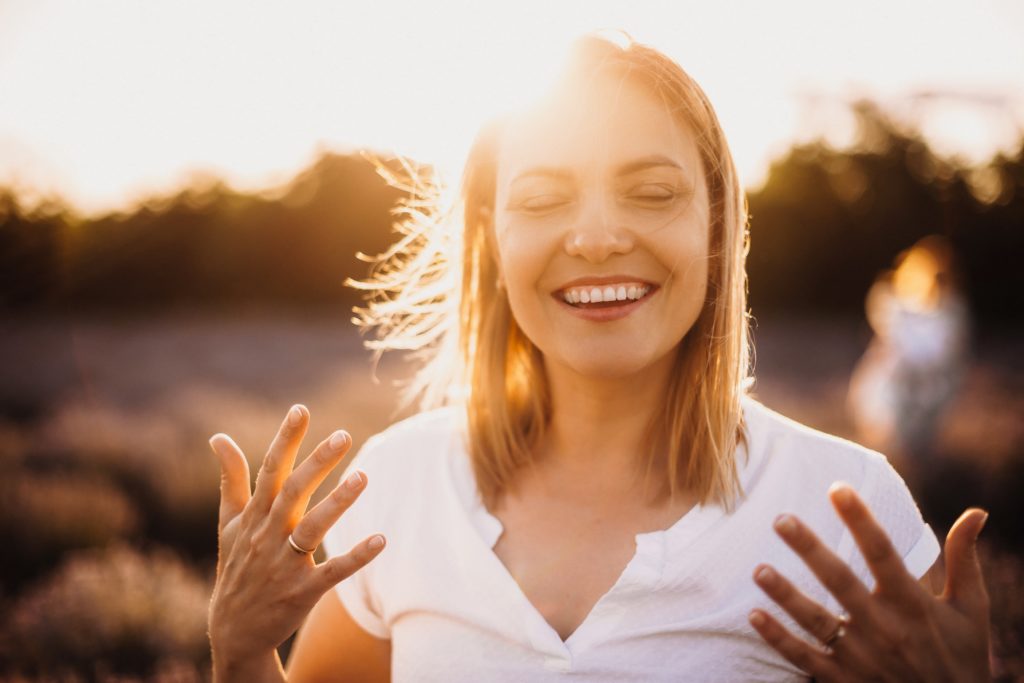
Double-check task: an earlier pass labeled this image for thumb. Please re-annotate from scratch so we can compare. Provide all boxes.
[943,507,989,616]
[209,433,252,531]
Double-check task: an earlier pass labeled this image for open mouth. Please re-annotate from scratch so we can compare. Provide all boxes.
[558,283,655,309]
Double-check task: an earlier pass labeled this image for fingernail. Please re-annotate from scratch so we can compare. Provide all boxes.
[345,470,363,489]
[368,535,385,550]
[830,482,855,509]
[979,510,989,534]
[208,434,227,455]
[329,430,349,450]
[749,610,765,627]
[774,515,797,536]
[755,566,775,584]
[288,405,303,427]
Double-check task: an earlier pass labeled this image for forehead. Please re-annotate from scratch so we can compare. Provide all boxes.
[495,71,701,186]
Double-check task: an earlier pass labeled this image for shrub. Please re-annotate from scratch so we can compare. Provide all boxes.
[3,545,211,678]
[35,401,221,559]
[0,470,139,589]
[983,543,1024,680]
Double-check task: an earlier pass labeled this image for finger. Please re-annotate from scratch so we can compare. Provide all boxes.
[307,534,386,597]
[828,483,922,600]
[209,433,251,530]
[269,429,351,527]
[772,513,874,620]
[943,507,989,616]
[748,609,843,679]
[251,404,309,511]
[753,564,848,645]
[290,469,366,552]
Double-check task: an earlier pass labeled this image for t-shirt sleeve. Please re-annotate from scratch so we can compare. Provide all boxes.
[321,436,390,639]
[844,453,941,589]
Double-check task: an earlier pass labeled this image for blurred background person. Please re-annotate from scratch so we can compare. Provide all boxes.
[848,235,970,474]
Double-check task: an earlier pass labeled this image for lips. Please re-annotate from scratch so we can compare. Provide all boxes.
[552,276,658,321]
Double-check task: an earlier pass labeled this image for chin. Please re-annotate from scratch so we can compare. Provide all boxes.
[563,349,665,381]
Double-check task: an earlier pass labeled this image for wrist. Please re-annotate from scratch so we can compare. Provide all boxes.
[207,617,255,667]
[211,643,283,683]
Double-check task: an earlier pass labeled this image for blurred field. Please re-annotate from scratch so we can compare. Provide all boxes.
[0,312,1021,680]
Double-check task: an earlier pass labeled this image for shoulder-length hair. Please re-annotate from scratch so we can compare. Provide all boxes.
[352,33,751,509]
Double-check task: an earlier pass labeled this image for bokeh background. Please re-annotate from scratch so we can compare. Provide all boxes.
[1,1,1022,680]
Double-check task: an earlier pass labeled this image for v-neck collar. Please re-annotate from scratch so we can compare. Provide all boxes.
[444,426,744,668]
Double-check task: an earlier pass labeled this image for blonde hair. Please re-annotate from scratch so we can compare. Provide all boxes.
[352,34,751,509]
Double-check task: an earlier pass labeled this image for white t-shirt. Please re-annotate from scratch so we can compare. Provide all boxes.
[323,396,940,682]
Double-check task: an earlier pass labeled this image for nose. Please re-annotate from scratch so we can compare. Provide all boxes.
[563,191,634,263]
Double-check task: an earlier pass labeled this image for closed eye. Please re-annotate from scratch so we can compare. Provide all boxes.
[514,195,573,214]
[626,184,679,204]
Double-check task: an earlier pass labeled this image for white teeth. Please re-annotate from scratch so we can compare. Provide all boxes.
[560,282,651,306]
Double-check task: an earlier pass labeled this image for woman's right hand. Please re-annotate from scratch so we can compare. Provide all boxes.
[207,404,386,678]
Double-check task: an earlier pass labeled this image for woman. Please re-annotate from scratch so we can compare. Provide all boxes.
[848,235,970,469]
[207,35,991,681]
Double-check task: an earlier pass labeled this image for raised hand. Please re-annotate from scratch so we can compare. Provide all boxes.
[749,483,990,682]
[207,405,386,679]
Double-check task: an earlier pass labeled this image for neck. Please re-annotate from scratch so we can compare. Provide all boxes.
[538,351,676,486]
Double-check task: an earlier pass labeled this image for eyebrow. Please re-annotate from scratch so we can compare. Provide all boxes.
[510,155,684,185]
[616,155,685,175]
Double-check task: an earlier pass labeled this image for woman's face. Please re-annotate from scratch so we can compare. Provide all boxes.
[492,72,711,380]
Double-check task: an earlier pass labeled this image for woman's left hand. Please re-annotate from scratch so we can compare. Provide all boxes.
[749,483,991,682]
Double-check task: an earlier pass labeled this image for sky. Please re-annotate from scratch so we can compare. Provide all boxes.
[1,0,1022,216]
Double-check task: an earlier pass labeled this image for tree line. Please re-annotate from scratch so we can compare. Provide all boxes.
[2,102,1021,329]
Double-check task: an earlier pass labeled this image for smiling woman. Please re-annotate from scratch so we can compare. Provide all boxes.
[206,34,993,683]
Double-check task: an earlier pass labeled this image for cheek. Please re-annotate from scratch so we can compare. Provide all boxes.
[685,238,711,291]
[653,225,710,292]
[494,223,556,292]
[493,228,565,349]
[493,231,542,322]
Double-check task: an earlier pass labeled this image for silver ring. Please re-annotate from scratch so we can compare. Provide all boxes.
[287,533,315,555]
[822,614,850,649]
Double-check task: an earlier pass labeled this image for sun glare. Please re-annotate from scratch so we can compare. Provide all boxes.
[0,0,1020,215]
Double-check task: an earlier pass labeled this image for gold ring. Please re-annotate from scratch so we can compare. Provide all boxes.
[822,614,850,649]
[287,534,315,555]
